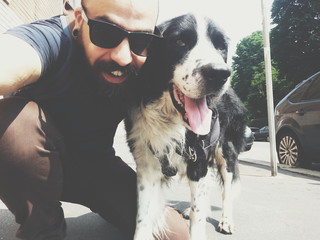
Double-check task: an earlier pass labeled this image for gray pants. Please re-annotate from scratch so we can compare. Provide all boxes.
[0,96,137,239]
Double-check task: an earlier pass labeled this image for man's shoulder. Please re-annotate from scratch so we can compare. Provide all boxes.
[6,15,77,99]
[6,15,67,39]
[9,15,73,74]
[5,15,72,55]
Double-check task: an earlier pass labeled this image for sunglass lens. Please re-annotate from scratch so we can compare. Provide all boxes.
[90,22,125,48]
[88,19,160,57]
[130,34,154,56]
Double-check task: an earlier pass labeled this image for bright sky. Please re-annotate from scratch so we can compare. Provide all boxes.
[158,0,274,60]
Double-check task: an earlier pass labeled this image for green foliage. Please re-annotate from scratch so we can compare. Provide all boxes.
[232,31,264,105]
[232,31,286,122]
[271,0,320,87]
[232,0,319,123]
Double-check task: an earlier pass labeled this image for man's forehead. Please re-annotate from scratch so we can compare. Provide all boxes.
[84,0,159,31]
[83,0,158,11]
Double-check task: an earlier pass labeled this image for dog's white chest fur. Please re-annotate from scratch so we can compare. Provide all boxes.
[127,92,187,175]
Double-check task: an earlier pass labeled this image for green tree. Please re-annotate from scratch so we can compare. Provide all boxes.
[271,0,320,88]
[232,31,286,123]
[232,31,264,104]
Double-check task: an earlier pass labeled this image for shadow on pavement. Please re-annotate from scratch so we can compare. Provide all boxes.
[0,209,127,240]
[65,213,127,240]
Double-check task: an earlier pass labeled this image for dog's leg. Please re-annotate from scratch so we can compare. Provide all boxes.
[134,168,166,240]
[215,144,240,234]
[219,166,234,234]
[189,174,210,240]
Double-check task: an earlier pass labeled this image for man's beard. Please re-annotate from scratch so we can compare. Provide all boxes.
[76,31,140,104]
[93,60,140,103]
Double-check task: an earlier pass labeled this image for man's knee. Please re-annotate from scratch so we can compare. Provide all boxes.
[0,95,64,188]
[0,97,42,153]
[0,96,64,173]
[0,96,64,199]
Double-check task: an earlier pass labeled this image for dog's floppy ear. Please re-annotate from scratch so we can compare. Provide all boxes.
[145,27,165,66]
[139,32,164,79]
[137,28,168,101]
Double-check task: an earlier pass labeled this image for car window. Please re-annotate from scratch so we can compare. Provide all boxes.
[288,80,311,103]
[302,75,320,101]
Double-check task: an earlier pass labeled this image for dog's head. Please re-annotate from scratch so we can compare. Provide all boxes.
[140,13,231,135]
[159,13,230,97]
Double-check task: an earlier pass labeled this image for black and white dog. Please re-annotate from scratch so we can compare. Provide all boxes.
[125,13,247,240]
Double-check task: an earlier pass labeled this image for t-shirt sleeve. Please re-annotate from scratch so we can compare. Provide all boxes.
[5,15,73,82]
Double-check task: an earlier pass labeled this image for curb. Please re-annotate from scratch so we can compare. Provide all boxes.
[239,158,320,179]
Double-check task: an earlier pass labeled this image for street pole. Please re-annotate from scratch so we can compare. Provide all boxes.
[260,0,278,176]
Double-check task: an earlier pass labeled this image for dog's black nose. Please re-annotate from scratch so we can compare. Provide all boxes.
[201,65,231,86]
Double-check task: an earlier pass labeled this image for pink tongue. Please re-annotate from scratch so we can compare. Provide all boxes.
[184,96,212,135]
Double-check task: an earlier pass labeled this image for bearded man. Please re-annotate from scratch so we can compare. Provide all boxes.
[0,0,189,239]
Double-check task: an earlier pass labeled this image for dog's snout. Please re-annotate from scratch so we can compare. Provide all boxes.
[201,65,231,85]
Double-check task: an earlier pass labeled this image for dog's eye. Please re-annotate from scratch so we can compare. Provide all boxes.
[212,34,228,51]
[176,39,186,47]
[215,40,227,51]
[174,30,196,48]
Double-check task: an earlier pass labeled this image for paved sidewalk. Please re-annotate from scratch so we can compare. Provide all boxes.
[239,141,320,178]
[1,122,320,240]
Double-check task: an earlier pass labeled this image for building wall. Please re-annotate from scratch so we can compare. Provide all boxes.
[0,0,63,33]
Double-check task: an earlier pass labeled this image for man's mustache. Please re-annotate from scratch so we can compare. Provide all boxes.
[93,60,140,102]
[94,61,138,77]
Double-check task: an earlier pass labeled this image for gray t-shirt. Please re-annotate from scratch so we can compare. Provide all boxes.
[6,15,126,155]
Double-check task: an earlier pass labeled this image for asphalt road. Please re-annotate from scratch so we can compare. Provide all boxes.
[1,122,320,240]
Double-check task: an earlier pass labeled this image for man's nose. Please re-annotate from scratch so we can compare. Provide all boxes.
[110,38,133,66]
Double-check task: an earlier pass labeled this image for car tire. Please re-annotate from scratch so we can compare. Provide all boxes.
[244,145,252,151]
[276,131,303,166]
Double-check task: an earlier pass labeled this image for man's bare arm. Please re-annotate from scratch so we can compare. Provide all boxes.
[0,34,42,95]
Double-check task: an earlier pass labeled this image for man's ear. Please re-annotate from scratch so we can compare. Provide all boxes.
[63,0,82,22]
[72,8,84,33]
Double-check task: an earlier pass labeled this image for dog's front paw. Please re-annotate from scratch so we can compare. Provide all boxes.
[218,217,234,234]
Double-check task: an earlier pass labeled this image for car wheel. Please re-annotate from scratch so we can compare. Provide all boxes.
[276,131,303,166]
[244,145,252,151]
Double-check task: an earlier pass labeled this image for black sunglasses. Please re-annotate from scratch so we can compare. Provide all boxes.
[82,11,162,57]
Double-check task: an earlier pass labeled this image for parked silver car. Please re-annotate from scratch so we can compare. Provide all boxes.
[275,71,320,167]
[244,126,254,151]
[254,126,269,142]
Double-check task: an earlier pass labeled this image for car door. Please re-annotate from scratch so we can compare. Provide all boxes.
[296,74,320,160]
